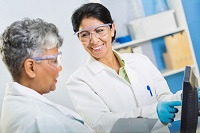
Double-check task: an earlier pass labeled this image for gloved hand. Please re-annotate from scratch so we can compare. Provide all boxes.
[157,101,182,124]
[198,87,200,103]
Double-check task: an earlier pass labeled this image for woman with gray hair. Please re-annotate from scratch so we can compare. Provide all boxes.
[0,18,92,133]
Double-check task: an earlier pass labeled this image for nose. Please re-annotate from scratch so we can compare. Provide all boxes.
[90,32,99,44]
[58,65,62,71]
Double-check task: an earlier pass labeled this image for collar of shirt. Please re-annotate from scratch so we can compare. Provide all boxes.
[86,50,135,76]
[114,51,131,84]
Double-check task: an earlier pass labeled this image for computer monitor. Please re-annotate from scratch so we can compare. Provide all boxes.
[180,66,199,133]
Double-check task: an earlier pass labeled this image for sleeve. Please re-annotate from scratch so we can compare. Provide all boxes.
[19,114,93,133]
[144,56,182,120]
[66,75,151,133]
[19,115,67,133]
[143,55,182,101]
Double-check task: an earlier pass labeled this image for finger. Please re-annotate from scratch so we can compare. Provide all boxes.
[167,113,175,119]
[168,101,182,107]
[162,117,174,124]
[168,107,178,113]
[162,118,172,124]
[170,118,174,123]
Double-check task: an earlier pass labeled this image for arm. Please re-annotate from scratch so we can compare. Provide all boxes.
[66,76,158,132]
[144,56,183,122]
[20,114,92,133]
[145,56,182,102]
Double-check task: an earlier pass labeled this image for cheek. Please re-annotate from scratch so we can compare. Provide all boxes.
[42,66,58,79]
[82,43,90,51]
[101,34,112,44]
[47,68,58,77]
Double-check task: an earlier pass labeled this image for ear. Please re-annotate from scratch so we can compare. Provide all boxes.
[111,23,116,37]
[23,59,37,78]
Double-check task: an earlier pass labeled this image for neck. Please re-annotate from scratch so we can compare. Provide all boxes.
[98,51,121,73]
[19,75,42,95]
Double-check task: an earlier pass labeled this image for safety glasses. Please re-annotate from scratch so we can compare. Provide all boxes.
[75,23,112,42]
[32,51,62,68]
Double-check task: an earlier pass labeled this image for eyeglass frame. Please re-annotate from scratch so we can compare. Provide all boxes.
[75,23,112,35]
[75,23,112,41]
[32,51,62,68]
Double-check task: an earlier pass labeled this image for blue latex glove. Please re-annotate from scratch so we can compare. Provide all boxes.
[157,101,182,124]
[198,87,200,103]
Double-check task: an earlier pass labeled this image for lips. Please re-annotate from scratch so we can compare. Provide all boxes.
[91,44,104,52]
[54,75,59,84]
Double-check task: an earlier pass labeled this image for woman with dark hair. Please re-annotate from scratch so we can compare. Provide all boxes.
[67,3,183,132]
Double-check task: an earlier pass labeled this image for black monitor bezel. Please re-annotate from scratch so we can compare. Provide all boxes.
[180,66,198,133]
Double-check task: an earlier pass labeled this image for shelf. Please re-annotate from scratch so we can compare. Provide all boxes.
[113,27,185,50]
[161,65,195,77]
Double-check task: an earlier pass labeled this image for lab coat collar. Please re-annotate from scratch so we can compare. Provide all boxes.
[5,82,84,122]
[113,50,137,64]
[117,53,137,64]
[86,50,136,74]
[86,56,105,75]
[6,82,43,99]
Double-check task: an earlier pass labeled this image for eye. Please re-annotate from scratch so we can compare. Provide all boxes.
[49,58,58,64]
[95,28,104,33]
[79,32,90,38]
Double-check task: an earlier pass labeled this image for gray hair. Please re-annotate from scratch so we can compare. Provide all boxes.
[0,18,63,82]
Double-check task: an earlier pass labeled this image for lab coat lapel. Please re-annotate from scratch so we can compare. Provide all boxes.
[86,55,131,86]
[86,56,104,75]
[121,53,144,107]
[124,66,142,107]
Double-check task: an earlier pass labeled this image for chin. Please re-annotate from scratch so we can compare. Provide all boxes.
[92,52,106,59]
[50,88,56,92]
[50,86,56,91]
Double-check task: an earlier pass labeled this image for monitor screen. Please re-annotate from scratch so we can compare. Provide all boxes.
[180,66,199,133]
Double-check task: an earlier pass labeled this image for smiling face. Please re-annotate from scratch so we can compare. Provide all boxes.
[78,17,115,60]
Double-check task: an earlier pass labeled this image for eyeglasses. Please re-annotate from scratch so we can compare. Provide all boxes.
[32,51,62,68]
[75,23,112,42]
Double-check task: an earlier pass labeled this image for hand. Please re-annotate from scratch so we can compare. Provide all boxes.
[157,101,182,124]
[198,87,200,103]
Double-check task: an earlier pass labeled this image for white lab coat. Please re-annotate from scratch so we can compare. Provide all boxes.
[66,53,182,133]
[0,82,93,133]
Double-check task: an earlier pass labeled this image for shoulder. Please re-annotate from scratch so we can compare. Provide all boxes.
[68,57,101,81]
[0,96,41,132]
[2,94,54,119]
[120,53,150,63]
[69,64,90,79]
